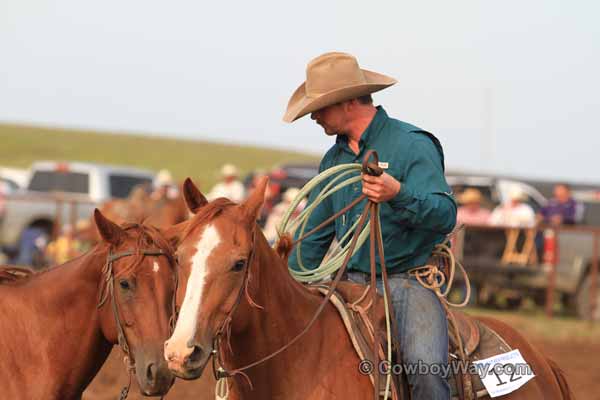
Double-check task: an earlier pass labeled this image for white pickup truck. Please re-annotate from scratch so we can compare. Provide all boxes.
[0,161,156,265]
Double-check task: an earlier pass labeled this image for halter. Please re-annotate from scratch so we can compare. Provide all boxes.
[97,248,179,400]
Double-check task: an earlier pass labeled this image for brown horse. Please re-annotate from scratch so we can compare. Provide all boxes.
[95,184,189,242]
[0,210,177,399]
[164,177,573,400]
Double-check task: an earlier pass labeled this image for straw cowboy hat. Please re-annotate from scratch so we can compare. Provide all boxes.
[457,188,483,205]
[283,52,397,123]
[220,164,239,178]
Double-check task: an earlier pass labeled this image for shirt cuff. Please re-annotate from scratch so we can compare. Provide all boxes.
[389,183,415,209]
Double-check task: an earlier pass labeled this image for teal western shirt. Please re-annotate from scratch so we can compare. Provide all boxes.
[289,106,457,274]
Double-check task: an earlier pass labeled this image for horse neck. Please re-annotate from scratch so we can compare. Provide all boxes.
[17,248,114,393]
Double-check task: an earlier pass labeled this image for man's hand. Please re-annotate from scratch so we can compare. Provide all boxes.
[361,172,402,203]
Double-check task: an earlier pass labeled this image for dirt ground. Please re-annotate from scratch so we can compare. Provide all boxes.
[83,334,599,400]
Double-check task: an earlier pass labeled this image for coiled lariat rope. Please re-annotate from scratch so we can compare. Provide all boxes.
[277,160,470,307]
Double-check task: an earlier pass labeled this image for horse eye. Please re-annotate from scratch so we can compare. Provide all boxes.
[232,260,246,272]
[119,279,131,290]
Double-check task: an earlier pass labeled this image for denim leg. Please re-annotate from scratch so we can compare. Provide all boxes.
[381,275,450,400]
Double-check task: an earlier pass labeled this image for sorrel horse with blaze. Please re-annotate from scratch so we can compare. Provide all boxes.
[0,210,177,399]
[164,177,573,399]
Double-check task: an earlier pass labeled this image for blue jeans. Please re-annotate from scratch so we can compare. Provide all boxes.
[348,271,450,400]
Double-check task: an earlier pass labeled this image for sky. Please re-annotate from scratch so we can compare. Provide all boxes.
[1,0,599,183]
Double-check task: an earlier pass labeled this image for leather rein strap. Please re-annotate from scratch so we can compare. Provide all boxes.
[98,248,178,400]
[213,150,399,400]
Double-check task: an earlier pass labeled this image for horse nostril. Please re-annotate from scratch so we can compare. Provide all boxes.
[146,362,157,383]
[186,345,203,366]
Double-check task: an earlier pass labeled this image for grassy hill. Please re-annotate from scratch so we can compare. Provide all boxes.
[0,123,318,190]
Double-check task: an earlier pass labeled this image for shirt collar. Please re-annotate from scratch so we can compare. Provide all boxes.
[336,106,389,154]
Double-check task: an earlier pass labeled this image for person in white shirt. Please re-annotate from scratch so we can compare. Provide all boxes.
[263,187,306,244]
[207,164,246,203]
[152,169,179,200]
[490,186,536,228]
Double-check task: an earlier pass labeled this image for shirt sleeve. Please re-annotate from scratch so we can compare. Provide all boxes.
[387,139,457,233]
[288,160,336,271]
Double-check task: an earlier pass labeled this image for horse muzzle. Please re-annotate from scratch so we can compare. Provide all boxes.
[164,338,211,380]
[135,350,175,396]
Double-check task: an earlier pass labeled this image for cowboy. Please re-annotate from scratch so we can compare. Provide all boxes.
[285,52,456,400]
[207,164,246,203]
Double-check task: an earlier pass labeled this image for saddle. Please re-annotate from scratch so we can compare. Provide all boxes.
[314,281,512,400]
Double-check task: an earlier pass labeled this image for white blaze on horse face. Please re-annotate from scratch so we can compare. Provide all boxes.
[153,261,160,273]
[166,224,220,355]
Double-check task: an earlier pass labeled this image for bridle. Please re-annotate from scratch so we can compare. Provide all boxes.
[97,248,179,400]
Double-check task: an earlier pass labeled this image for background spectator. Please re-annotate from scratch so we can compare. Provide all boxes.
[207,164,245,203]
[263,187,306,244]
[45,224,79,265]
[152,169,178,200]
[490,186,536,228]
[539,183,584,225]
[456,188,492,226]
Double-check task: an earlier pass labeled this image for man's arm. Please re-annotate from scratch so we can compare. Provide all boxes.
[362,139,456,233]
[288,165,336,271]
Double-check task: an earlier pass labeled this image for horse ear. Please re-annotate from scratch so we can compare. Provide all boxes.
[94,209,124,246]
[241,176,269,223]
[183,177,208,214]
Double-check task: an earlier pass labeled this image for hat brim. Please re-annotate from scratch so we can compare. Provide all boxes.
[283,69,397,123]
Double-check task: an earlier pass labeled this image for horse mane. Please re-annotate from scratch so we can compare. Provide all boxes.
[275,233,294,260]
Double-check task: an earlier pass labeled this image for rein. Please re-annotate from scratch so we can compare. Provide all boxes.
[97,248,179,400]
[211,151,398,399]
